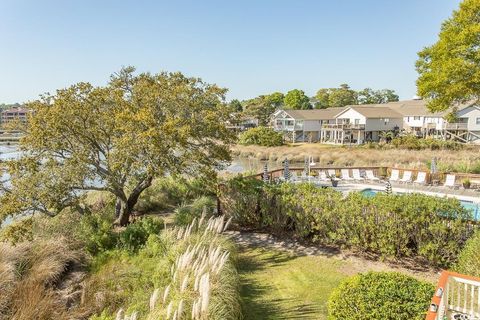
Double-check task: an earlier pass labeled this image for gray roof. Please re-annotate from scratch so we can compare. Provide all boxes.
[283,107,347,120]
[338,105,404,118]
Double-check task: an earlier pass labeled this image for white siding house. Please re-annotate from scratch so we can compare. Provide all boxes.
[270,100,480,144]
[323,106,403,144]
[272,108,346,142]
[456,105,480,144]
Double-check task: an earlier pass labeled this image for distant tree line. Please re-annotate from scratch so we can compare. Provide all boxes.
[229,84,399,125]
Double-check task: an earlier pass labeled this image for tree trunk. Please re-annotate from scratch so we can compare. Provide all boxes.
[114,197,132,226]
[113,176,153,226]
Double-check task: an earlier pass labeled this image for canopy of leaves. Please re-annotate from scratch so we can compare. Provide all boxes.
[243,92,284,125]
[416,0,480,111]
[228,99,243,112]
[0,67,235,224]
[283,89,311,110]
[357,88,399,104]
[315,84,398,108]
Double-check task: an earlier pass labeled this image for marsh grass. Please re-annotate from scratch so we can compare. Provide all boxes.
[232,143,480,172]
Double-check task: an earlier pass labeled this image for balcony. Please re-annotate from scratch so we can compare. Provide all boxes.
[322,123,365,130]
[443,123,468,130]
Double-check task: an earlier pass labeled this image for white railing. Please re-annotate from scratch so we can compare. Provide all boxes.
[427,271,480,320]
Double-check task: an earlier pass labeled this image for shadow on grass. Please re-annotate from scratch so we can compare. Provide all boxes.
[238,248,322,319]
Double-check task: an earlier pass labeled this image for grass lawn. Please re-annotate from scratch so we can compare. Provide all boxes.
[238,246,348,319]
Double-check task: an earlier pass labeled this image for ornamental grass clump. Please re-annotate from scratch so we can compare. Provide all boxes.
[113,214,240,320]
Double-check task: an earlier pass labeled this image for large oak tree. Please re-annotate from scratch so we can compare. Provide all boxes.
[416,0,480,111]
[0,67,234,226]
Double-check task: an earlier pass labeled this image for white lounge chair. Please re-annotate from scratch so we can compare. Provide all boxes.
[318,171,329,182]
[389,169,400,182]
[352,169,364,181]
[444,174,457,188]
[399,171,413,183]
[365,170,380,182]
[327,169,337,179]
[341,169,354,181]
[413,172,427,185]
[290,171,300,182]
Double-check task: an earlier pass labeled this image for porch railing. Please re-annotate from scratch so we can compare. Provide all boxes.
[322,123,366,130]
[426,271,480,320]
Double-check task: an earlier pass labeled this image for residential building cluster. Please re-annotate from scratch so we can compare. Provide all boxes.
[0,106,29,125]
[271,99,480,144]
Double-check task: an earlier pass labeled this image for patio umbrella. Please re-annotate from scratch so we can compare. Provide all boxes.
[385,180,392,195]
[263,163,269,183]
[283,158,290,181]
[430,157,437,174]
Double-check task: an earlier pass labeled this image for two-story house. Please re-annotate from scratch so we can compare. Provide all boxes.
[324,106,403,144]
[272,108,346,142]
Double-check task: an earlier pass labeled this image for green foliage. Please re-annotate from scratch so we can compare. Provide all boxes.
[228,99,243,112]
[85,218,240,319]
[77,209,119,255]
[136,176,214,212]
[315,84,357,108]
[238,126,284,147]
[0,67,234,226]
[117,217,164,252]
[284,89,311,110]
[327,272,434,320]
[436,160,480,174]
[455,230,480,277]
[243,92,284,125]
[390,135,464,150]
[174,196,216,226]
[315,85,399,108]
[357,88,399,104]
[0,217,33,244]
[416,0,480,111]
[220,179,473,266]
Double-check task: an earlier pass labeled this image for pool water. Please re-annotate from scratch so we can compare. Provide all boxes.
[360,188,480,221]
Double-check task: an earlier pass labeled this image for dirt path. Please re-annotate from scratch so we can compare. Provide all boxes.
[226,230,440,283]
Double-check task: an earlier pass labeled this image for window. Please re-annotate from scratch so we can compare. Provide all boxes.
[477,117,480,125]
[354,119,360,125]
[414,116,421,120]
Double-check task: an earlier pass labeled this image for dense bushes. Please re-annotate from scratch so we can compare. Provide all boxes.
[220,178,473,266]
[327,272,434,320]
[136,176,215,212]
[455,230,480,277]
[238,126,284,146]
[390,135,463,150]
[174,195,216,226]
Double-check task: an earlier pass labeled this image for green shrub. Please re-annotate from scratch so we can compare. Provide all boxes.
[390,135,463,150]
[238,126,283,146]
[0,217,33,244]
[174,196,216,226]
[117,216,164,252]
[136,176,214,212]
[455,230,480,277]
[220,178,473,266]
[327,272,434,320]
[78,209,118,255]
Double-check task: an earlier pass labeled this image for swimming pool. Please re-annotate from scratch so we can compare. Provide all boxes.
[360,188,480,221]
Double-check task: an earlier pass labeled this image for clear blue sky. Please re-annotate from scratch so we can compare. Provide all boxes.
[0,0,461,103]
